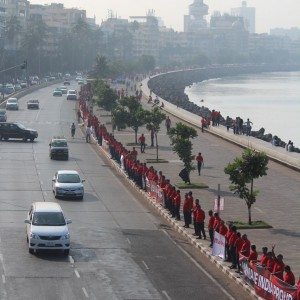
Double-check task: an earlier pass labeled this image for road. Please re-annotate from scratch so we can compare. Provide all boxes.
[0,82,252,300]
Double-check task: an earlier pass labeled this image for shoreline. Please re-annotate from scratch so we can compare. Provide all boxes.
[148,64,300,152]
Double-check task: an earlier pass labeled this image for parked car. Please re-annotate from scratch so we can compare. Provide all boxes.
[20,82,28,88]
[49,137,69,160]
[0,109,7,122]
[53,89,62,97]
[52,170,85,200]
[66,90,77,100]
[27,99,39,109]
[0,122,38,142]
[25,202,72,255]
[6,98,19,110]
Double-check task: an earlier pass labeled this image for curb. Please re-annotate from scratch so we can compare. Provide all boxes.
[88,133,262,300]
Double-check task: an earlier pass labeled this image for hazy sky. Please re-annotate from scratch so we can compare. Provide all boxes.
[30,0,300,33]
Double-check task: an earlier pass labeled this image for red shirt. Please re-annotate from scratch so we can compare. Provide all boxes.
[248,250,258,262]
[138,135,145,143]
[195,209,205,223]
[174,194,181,206]
[235,237,244,253]
[284,271,295,286]
[272,260,285,280]
[196,155,203,163]
[208,216,215,230]
[183,198,191,213]
[193,204,200,219]
[218,224,228,236]
[267,258,275,272]
[260,254,269,266]
[213,217,221,231]
[228,232,238,246]
[240,239,250,257]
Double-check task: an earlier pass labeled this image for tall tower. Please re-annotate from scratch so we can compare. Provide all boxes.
[184,0,209,32]
[231,1,256,34]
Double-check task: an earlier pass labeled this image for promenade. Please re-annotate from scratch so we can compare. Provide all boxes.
[98,78,300,278]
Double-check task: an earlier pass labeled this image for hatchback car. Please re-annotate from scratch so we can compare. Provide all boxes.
[49,137,69,160]
[25,202,72,255]
[27,99,39,109]
[59,86,67,94]
[0,122,38,142]
[0,109,7,122]
[66,90,77,100]
[52,170,84,200]
[6,98,19,110]
[53,89,62,97]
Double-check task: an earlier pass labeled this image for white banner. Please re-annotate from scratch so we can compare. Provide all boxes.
[212,231,226,260]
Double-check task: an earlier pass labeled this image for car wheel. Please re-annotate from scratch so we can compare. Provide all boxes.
[30,138,34,142]
[29,248,34,254]
[23,137,27,142]
[63,249,70,255]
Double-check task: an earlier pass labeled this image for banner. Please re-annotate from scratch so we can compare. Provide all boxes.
[145,178,164,206]
[240,256,298,300]
[212,231,226,260]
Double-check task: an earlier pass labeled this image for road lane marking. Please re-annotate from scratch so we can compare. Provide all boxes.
[126,238,131,245]
[162,229,235,300]
[162,290,171,300]
[74,269,80,278]
[254,207,263,213]
[69,255,74,264]
[2,274,5,284]
[142,260,150,270]
[82,287,89,298]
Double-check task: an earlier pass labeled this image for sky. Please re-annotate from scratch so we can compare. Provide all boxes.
[29,0,300,33]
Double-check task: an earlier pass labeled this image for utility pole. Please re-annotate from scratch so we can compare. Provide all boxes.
[217,184,221,214]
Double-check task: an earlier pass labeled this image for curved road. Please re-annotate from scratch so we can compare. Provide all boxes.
[0,83,251,300]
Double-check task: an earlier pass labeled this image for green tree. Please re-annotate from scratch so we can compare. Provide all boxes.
[168,122,198,174]
[145,107,166,161]
[224,148,269,225]
[112,105,127,130]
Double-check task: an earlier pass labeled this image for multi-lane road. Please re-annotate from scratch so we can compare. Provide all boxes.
[0,83,252,300]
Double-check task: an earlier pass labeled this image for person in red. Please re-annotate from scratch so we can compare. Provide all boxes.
[138,133,146,153]
[201,118,206,133]
[213,212,221,232]
[228,226,238,265]
[169,186,177,216]
[174,190,181,220]
[225,224,234,262]
[183,194,191,227]
[186,191,193,226]
[248,245,258,262]
[230,232,243,269]
[207,210,215,247]
[192,199,200,236]
[259,247,269,267]
[272,253,285,280]
[283,266,295,286]
[131,147,138,161]
[267,252,275,273]
[218,220,228,236]
[195,152,204,176]
[195,204,206,239]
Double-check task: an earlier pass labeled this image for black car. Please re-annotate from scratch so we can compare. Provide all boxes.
[27,99,39,109]
[0,122,38,142]
[63,81,70,86]
[49,137,69,160]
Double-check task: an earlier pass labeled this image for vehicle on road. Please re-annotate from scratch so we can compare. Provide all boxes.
[49,137,69,160]
[20,82,27,88]
[59,86,67,94]
[78,80,84,85]
[14,84,22,91]
[6,98,19,110]
[53,89,62,97]
[0,122,38,142]
[75,76,83,81]
[63,81,70,86]
[25,202,72,255]
[4,84,15,94]
[27,99,39,109]
[52,170,85,200]
[66,89,77,100]
[0,109,7,122]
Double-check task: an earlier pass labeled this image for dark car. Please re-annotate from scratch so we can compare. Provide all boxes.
[27,99,39,109]
[0,109,7,122]
[49,137,69,160]
[0,122,38,142]
[63,81,70,86]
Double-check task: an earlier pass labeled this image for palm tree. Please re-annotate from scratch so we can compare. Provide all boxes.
[94,54,109,78]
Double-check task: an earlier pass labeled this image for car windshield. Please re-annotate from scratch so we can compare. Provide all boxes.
[16,123,26,130]
[68,91,76,94]
[52,140,67,147]
[29,100,38,103]
[32,212,66,226]
[8,99,17,103]
[57,173,80,183]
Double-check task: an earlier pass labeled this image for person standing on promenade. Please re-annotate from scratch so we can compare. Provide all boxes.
[283,266,295,286]
[192,199,200,236]
[201,117,206,133]
[196,152,204,176]
[138,133,146,153]
[183,194,190,228]
[225,116,231,132]
[207,210,215,247]
[195,204,206,239]
[165,116,171,133]
[85,126,91,143]
[245,118,253,136]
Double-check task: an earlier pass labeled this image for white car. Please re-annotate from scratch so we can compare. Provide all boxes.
[6,98,19,110]
[67,89,77,100]
[25,202,72,255]
[52,170,85,200]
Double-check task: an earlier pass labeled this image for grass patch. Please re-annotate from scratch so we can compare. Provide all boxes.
[146,158,169,163]
[231,220,273,230]
[175,182,209,189]
[126,142,139,146]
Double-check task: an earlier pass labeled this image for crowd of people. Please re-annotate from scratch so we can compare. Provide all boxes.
[78,86,298,291]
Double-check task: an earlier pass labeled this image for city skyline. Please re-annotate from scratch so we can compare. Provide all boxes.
[29,0,300,33]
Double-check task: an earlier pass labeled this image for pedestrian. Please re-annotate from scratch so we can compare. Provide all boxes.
[283,266,295,286]
[225,116,231,132]
[196,152,203,176]
[272,253,285,280]
[187,191,193,226]
[85,126,91,143]
[228,226,238,266]
[174,190,181,221]
[179,167,191,184]
[207,210,215,247]
[245,118,253,136]
[165,116,171,133]
[230,232,243,269]
[77,109,81,123]
[201,117,206,133]
[259,247,269,267]
[248,245,258,262]
[236,234,250,273]
[192,199,200,236]
[138,133,146,153]
[195,204,206,239]
[70,122,76,138]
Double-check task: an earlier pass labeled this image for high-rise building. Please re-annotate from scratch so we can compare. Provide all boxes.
[231,1,255,34]
[184,0,209,33]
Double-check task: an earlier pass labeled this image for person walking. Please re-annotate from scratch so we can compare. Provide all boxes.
[86,126,91,143]
[165,116,171,133]
[70,122,76,138]
[196,152,204,176]
[138,133,146,153]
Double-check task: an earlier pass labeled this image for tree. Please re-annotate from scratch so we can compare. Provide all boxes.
[93,80,117,114]
[224,149,269,225]
[94,54,110,78]
[168,122,198,174]
[145,107,166,161]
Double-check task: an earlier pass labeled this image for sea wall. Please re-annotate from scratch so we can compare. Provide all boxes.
[148,64,300,151]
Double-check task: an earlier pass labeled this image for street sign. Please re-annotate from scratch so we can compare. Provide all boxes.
[214,197,224,211]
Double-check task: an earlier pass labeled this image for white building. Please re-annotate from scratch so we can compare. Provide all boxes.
[184,0,209,33]
[231,1,255,34]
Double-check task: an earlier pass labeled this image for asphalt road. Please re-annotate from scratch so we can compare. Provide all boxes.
[0,82,252,300]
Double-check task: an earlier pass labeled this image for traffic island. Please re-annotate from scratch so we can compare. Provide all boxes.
[146,158,169,163]
[231,220,272,230]
[175,182,209,189]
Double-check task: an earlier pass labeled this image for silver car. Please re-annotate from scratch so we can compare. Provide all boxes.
[6,98,19,110]
[52,170,85,200]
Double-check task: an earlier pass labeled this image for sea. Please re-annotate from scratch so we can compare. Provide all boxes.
[185,71,300,147]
